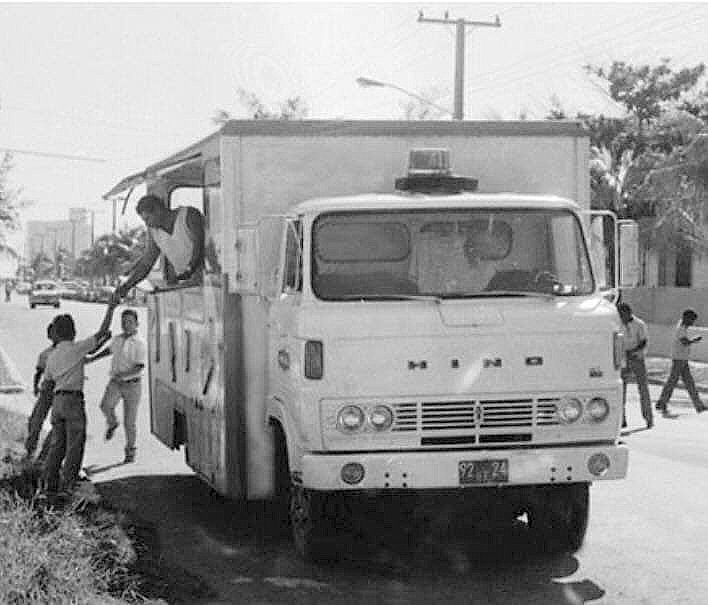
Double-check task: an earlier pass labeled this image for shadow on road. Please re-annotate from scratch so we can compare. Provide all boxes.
[84,461,129,476]
[96,474,605,604]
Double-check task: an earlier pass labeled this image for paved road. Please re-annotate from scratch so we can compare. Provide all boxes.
[2,296,708,604]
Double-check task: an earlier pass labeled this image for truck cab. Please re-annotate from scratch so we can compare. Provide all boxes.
[105,120,637,561]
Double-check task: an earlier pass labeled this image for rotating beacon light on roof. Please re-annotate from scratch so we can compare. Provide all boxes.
[395,148,478,194]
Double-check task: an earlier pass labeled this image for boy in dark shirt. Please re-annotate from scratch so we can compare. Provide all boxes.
[24,320,59,461]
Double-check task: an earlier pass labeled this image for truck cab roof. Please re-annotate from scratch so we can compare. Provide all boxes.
[291,193,581,216]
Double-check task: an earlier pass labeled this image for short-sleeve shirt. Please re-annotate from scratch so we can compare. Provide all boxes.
[622,316,649,360]
[108,333,146,381]
[36,345,54,371]
[672,322,693,360]
[44,336,98,392]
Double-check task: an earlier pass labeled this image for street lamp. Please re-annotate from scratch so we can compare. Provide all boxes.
[356,77,452,116]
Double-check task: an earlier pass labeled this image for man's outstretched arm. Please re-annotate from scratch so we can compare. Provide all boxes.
[116,238,160,299]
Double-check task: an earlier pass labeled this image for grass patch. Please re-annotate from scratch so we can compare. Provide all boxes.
[0,405,211,605]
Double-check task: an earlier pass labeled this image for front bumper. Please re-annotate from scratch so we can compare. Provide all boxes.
[301,443,628,491]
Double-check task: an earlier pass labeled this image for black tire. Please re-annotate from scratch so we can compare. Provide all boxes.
[272,424,291,532]
[30,303,35,309]
[54,302,60,308]
[290,484,332,562]
[527,483,589,553]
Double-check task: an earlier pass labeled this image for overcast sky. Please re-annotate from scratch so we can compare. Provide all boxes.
[1,2,706,252]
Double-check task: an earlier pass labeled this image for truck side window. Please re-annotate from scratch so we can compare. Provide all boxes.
[283,220,302,292]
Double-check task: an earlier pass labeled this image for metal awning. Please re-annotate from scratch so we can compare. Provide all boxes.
[103,127,222,199]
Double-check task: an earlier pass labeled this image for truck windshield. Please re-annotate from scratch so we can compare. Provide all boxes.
[311,208,594,300]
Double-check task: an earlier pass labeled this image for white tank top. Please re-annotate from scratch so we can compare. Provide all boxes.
[150,207,193,275]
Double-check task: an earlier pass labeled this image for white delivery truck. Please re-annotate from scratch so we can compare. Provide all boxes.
[105,120,637,560]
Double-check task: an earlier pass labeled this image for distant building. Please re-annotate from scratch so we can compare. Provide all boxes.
[25,207,92,264]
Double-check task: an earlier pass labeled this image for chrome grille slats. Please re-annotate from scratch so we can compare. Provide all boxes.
[479,398,533,427]
[392,402,418,431]
[422,400,476,430]
[390,396,560,436]
[536,397,560,425]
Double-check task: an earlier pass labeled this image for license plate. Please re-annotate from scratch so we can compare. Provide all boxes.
[459,459,509,485]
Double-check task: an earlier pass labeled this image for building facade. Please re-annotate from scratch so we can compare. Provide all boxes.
[24,207,92,265]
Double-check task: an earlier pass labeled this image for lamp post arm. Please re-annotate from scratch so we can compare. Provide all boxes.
[386,84,452,116]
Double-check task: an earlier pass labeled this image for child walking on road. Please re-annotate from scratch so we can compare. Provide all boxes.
[656,308,707,415]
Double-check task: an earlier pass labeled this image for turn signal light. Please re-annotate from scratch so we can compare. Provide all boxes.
[613,331,623,370]
[304,340,323,379]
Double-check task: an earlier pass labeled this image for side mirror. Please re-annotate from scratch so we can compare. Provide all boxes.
[618,220,640,288]
[587,212,615,291]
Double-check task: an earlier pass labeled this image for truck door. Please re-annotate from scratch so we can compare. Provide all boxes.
[269,219,303,413]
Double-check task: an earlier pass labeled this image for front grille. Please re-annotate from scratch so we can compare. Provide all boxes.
[391,396,560,443]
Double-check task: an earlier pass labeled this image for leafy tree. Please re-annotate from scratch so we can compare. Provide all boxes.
[212,88,309,124]
[30,251,54,279]
[576,60,706,219]
[0,153,27,247]
[54,245,71,279]
[398,86,449,120]
[586,59,705,135]
[76,227,145,283]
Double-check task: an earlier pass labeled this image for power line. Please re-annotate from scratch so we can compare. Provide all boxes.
[471,4,702,92]
[0,147,106,163]
[466,5,703,99]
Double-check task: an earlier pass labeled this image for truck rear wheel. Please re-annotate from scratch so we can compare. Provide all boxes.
[290,484,331,562]
[527,483,589,553]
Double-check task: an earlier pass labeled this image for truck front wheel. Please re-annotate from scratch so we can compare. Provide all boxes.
[290,484,332,562]
[527,483,589,553]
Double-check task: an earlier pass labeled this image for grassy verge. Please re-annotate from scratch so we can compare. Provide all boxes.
[0,405,212,605]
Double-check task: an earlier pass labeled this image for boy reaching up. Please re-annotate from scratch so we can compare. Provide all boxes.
[41,302,116,496]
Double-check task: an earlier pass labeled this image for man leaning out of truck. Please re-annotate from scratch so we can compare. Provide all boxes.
[113,194,205,303]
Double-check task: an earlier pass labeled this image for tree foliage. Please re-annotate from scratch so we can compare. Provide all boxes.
[212,88,309,124]
[586,59,705,130]
[75,227,146,282]
[0,153,26,247]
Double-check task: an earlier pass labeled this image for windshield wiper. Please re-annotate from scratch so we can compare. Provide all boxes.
[336,293,443,303]
[466,289,555,299]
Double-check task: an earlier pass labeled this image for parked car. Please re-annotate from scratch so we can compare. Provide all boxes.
[29,280,61,309]
[60,281,82,300]
[76,282,96,302]
[95,286,116,303]
[14,281,31,295]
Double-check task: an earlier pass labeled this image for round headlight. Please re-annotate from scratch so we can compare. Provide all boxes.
[337,405,365,433]
[559,397,583,424]
[369,405,393,431]
[587,397,610,422]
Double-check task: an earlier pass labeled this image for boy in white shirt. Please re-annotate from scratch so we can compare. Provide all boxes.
[87,308,146,464]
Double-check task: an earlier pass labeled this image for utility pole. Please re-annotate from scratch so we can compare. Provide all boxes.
[418,11,501,120]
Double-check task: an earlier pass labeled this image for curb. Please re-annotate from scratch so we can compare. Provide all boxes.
[0,344,25,393]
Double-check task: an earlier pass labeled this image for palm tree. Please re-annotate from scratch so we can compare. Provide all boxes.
[589,146,634,215]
